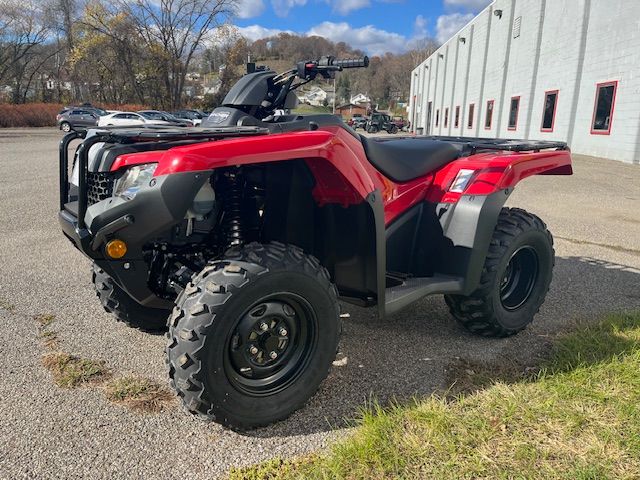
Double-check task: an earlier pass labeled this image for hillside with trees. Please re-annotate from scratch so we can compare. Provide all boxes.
[0,0,437,110]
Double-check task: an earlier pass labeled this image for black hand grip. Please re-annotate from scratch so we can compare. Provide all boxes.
[332,56,370,69]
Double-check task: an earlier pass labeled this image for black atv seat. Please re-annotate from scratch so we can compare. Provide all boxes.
[361,136,463,182]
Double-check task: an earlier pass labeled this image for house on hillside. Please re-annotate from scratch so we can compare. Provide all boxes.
[301,86,329,106]
[350,93,371,105]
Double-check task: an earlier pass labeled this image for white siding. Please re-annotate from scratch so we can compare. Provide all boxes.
[409,0,640,164]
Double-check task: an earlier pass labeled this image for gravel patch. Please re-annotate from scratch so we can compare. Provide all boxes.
[0,128,638,479]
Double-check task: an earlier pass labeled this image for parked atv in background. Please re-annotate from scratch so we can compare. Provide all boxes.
[58,54,572,430]
[367,112,398,134]
[392,115,407,131]
[350,115,369,130]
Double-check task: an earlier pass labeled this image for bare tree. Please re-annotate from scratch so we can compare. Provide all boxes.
[0,0,50,88]
[111,0,235,109]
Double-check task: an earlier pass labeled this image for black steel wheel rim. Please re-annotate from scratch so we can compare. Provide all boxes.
[224,293,318,396]
[500,246,539,311]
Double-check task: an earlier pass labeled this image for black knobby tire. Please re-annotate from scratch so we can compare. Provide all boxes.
[445,208,555,338]
[92,265,171,332]
[166,242,340,430]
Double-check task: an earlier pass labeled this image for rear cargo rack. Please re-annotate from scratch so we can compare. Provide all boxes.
[59,126,270,231]
[421,135,568,154]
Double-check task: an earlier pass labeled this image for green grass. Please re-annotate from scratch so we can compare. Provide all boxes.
[231,312,640,480]
[105,376,174,413]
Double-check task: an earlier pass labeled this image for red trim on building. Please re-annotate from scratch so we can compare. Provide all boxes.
[508,95,520,131]
[540,89,559,133]
[590,80,618,135]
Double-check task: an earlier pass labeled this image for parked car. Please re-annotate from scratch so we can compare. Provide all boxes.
[173,109,205,126]
[138,110,192,127]
[367,112,398,134]
[97,112,176,127]
[57,107,107,132]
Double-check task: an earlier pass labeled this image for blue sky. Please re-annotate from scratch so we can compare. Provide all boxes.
[233,0,492,55]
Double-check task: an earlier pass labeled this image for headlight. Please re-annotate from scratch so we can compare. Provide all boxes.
[113,163,157,200]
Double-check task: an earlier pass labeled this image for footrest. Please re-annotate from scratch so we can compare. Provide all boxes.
[385,275,464,316]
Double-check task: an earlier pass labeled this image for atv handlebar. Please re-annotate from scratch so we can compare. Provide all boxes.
[331,57,370,69]
[296,55,369,80]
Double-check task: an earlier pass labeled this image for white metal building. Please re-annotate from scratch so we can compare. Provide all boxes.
[408,0,640,164]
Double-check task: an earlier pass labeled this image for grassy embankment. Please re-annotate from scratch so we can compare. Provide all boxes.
[232,311,640,479]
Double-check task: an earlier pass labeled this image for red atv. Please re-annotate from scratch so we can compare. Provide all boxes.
[58,56,572,430]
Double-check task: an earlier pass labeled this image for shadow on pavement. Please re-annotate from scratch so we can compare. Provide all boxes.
[249,256,640,438]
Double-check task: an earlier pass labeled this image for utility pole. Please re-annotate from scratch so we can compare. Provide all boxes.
[332,77,336,114]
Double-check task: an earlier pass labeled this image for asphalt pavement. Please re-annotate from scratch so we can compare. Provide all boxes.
[0,128,638,479]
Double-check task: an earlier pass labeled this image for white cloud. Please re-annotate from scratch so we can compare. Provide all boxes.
[236,0,266,18]
[413,14,428,37]
[236,25,293,41]
[435,12,474,43]
[271,0,307,17]
[326,0,371,15]
[307,21,407,55]
[443,0,492,11]
[236,19,430,56]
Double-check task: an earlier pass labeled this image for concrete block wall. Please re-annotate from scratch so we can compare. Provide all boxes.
[409,0,640,164]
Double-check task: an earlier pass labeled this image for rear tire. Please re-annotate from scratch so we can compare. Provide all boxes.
[92,265,170,332]
[166,242,340,430]
[445,208,554,338]
[367,125,379,134]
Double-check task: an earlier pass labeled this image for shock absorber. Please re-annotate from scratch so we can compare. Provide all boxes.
[221,171,244,248]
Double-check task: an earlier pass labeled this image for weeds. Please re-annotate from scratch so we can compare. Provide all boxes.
[104,376,174,413]
[42,352,111,388]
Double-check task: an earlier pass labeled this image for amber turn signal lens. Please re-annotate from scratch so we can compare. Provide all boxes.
[105,239,127,259]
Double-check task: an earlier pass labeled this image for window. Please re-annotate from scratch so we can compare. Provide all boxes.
[454,106,460,128]
[508,96,520,130]
[467,103,475,129]
[484,100,494,130]
[591,81,617,135]
[444,108,449,127]
[541,90,558,132]
[435,109,440,127]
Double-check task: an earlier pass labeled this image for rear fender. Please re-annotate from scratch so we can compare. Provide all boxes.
[426,149,573,204]
[424,149,571,295]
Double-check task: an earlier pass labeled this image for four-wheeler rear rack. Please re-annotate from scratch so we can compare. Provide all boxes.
[419,136,569,154]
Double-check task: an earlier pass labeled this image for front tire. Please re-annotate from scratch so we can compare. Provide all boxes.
[445,208,554,338]
[60,122,71,132]
[92,265,171,332]
[166,242,340,430]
